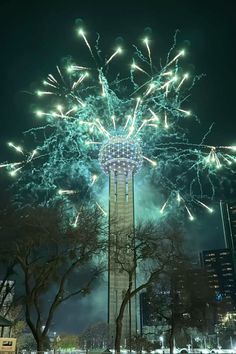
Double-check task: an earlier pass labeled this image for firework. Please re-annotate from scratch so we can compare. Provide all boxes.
[2,28,235,222]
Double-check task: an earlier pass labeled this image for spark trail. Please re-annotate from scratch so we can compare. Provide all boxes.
[1,28,235,223]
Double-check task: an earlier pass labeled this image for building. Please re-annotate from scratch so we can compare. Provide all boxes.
[99,136,142,347]
[140,265,214,342]
[140,291,167,343]
[220,202,236,253]
[200,249,236,321]
[140,292,153,330]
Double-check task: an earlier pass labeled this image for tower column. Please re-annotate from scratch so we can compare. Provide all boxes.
[99,135,143,349]
[108,171,136,347]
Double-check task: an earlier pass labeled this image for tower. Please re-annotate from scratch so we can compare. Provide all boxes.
[99,136,142,347]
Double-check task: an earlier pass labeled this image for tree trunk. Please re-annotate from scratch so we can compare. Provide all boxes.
[37,340,44,353]
[114,285,133,354]
[169,331,174,354]
[169,322,175,354]
[36,335,48,352]
[115,317,123,354]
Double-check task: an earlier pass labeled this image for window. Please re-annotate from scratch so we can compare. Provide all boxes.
[114,173,117,202]
[125,174,129,202]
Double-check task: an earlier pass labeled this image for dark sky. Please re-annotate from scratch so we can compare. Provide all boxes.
[0,0,235,333]
[0,0,236,146]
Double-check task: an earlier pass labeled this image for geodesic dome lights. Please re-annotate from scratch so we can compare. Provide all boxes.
[99,136,143,175]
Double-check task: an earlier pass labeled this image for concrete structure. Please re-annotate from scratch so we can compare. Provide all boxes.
[99,136,142,347]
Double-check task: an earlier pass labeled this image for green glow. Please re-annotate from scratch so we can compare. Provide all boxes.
[36,110,43,117]
[78,28,85,36]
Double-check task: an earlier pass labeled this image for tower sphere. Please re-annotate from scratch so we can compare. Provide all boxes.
[99,136,143,175]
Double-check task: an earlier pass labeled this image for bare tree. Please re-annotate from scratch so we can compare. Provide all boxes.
[80,322,109,349]
[110,221,184,354]
[0,206,105,351]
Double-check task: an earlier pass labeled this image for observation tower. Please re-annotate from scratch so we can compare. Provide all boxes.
[99,135,142,347]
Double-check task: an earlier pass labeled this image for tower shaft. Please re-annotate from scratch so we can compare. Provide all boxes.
[108,170,136,347]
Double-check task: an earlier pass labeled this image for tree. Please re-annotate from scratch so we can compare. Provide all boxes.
[11,320,30,352]
[0,206,105,351]
[55,334,79,350]
[80,322,109,349]
[129,334,156,354]
[110,221,185,354]
[216,312,236,349]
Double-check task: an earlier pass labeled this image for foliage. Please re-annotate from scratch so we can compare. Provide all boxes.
[12,321,37,351]
[80,322,109,349]
[129,334,156,354]
[56,334,80,349]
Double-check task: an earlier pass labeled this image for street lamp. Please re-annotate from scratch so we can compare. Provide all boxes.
[216,330,220,349]
[160,336,164,350]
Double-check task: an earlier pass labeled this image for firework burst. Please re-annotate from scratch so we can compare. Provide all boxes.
[1,28,235,223]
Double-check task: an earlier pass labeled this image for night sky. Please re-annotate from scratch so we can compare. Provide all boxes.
[0,0,236,332]
[0,0,235,144]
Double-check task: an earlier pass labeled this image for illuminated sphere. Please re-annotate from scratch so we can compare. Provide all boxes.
[99,136,143,175]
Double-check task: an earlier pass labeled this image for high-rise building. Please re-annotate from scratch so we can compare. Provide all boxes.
[200,249,236,321]
[99,136,142,347]
[140,292,153,329]
[139,291,167,342]
[220,201,236,252]
[140,266,214,339]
